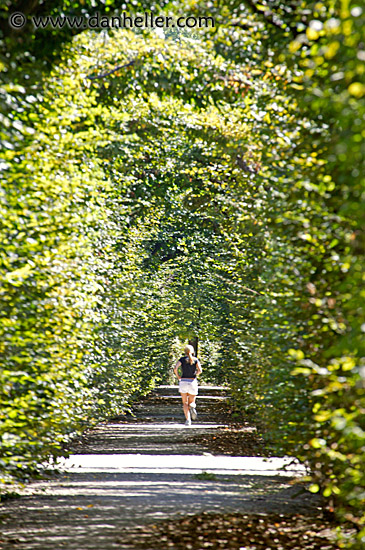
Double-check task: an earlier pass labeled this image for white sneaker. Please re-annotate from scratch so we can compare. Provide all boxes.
[189,404,197,421]
[185,419,191,426]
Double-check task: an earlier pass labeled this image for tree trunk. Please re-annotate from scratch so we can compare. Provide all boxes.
[189,337,198,356]
[189,306,201,356]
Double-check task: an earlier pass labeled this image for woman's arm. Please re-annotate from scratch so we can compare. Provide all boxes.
[196,360,202,377]
[174,361,181,380]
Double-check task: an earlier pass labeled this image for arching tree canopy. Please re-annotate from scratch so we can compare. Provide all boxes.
[1,2,364,546]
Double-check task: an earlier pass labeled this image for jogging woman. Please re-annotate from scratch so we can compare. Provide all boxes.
[174,345,202,426]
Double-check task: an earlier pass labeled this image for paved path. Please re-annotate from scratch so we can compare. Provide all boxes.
[0,386,319,550]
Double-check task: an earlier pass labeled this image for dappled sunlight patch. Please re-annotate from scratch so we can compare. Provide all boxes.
[56,453,306,477]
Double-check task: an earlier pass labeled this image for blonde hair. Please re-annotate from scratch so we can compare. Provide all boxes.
[184,344,195,365]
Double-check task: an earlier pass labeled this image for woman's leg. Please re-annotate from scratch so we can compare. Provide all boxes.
[180,393,190,420]
[187,394,196,407]
[187,393,197,420]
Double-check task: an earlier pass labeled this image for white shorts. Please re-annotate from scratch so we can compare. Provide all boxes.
[179,378,198,396]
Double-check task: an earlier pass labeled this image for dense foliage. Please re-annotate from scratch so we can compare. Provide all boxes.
[1,1,363,547]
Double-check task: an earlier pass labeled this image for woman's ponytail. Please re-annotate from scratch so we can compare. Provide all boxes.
[184,344,195,365]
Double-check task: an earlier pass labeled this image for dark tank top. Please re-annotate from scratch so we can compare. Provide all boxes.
[180,356,198,379]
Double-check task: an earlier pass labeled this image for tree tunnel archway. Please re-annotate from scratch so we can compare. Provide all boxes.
[1,3,363,541]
